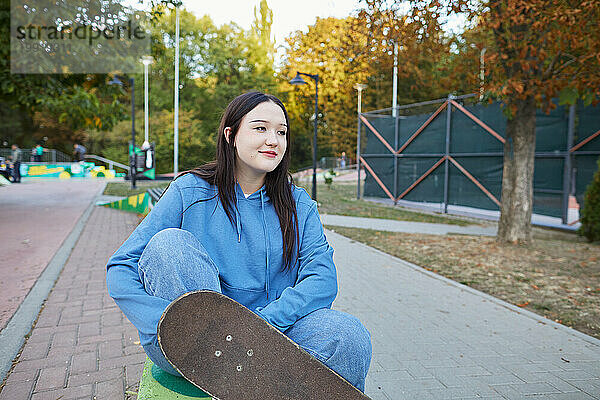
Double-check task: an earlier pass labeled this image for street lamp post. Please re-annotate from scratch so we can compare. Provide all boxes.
[470,44,487,100]
[354,83,367,200]
[108,75,136,189]
[173,6,180,177]
[141,56,154,150]
[392,41,398,117]
[479,47,487,101]
[290,71,319,201]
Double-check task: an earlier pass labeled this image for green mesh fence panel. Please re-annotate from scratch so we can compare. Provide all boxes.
[533,192,563,218]
[363,156,395,199]
[447,157,503,211]
[364,117,396,155]
[533,158,564,191]
[450,103,506,153]
[577,101,600,151]
[361,99,600,221]
[399,111,446,155]
[535,104,569,152]
[396,157,445,203]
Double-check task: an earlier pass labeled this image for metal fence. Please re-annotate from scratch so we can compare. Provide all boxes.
[0,148,72,163]
[357,95,600,224]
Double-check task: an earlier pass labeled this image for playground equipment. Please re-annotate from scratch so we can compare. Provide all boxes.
[18,161,123,179]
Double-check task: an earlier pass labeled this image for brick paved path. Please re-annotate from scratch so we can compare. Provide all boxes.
[0,180,105,330]
[0,207,143,400]
[329,230,600,400]
[2,205,599,399]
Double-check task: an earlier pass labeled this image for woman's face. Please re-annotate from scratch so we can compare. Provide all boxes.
[225,101,288,180]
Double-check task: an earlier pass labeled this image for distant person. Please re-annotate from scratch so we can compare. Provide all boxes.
[34,144,44,162]
[340,151,347,169]
[10,144,21,183]
[73,143,86,162]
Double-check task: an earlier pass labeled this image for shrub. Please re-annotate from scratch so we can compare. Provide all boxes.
[580,156,600,242]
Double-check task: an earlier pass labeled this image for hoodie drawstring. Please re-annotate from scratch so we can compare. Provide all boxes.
[260,190,270,301]
[235,197,242,243]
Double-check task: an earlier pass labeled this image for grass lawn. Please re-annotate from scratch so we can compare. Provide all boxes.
[104,180,171,197]
[106,179,478,227]
[298,181,479,226]
[326,225,600,340]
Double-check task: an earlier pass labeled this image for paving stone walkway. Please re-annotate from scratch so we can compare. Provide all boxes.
[321,214,497,236]
[330,232,600,399]
[1,205,599,399]
[0,207,143,400]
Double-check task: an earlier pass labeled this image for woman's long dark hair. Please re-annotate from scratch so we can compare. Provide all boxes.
[177,92,299,272]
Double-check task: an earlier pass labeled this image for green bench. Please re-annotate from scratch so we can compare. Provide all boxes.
[137,357,213,399]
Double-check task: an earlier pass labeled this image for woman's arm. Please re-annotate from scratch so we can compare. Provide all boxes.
[255,202,338,331]
[106,182,184,346]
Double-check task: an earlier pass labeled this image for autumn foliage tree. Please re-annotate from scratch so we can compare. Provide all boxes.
[482,0,600,244]
[280,16,372,167]
[363,0,600,244]
[279,10,461,169]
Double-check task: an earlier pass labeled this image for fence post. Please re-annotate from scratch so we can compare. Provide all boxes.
[52,149,56,163]
[562,104,576,224]
[443,95,453,213]
[356,113,362,200]
[393,109,399,205]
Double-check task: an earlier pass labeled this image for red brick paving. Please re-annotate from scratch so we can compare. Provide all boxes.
[0,180,105,330]
[0,207,144,400]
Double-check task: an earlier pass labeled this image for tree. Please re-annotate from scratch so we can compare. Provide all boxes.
[279,16,372,169]
[86,5,279,172]
[0,0,140,152]
[279,8,463,170]
[249,0,276,75]
[580,157,600,242]
[363,0,600,244]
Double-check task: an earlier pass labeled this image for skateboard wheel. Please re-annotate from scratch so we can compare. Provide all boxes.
[247,349,253,356]
[226,335,232,341]
[215,350,222,357]
[236,365,242,371]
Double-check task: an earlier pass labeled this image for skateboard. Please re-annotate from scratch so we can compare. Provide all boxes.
[157,290,371,400]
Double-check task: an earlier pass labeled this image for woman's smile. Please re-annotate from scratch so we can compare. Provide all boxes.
[259,150,278,158]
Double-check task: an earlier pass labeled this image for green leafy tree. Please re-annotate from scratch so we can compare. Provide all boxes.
[0,0,138,152]
[279,10,458,170]
[88,5,278,172]
[249,0,275,76]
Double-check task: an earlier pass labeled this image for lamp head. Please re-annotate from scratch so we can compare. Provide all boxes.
[141,55,154,66]
[108,76,123,86]
[289,72,307,85]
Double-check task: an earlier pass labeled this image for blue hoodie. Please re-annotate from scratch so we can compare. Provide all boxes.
[106,173,338,348]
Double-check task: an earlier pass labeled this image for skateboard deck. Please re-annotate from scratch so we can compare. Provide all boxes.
[157,290,371,400]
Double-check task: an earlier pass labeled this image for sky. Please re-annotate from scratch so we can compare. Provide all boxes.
[182,0,363,47]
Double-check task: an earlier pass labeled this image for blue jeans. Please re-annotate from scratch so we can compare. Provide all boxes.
[138,228,372,392]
